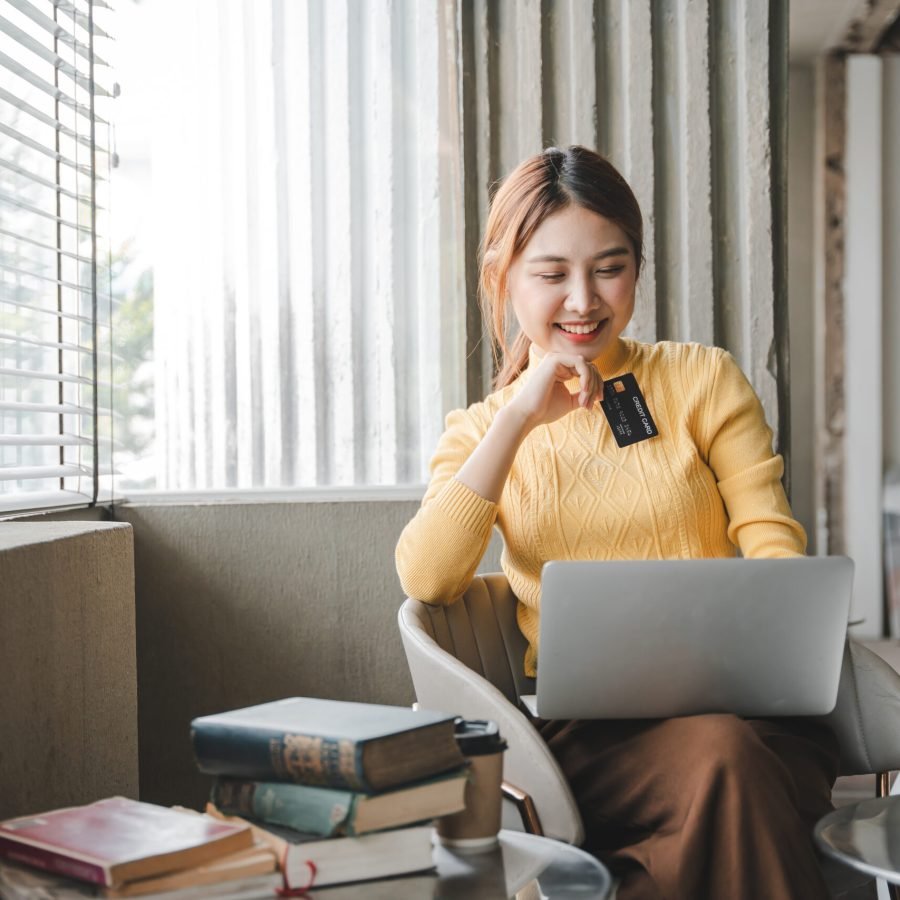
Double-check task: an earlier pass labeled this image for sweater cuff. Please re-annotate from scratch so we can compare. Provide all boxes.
[433,477,498,534]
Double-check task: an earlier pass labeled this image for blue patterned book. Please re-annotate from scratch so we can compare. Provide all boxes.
[211,769,467,836]
[191,698,465,793]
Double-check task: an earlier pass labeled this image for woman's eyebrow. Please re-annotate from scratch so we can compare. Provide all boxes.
[525,246,630,263]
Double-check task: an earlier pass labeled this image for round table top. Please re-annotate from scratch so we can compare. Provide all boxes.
[815,795,900,886]
[309,829,613,899]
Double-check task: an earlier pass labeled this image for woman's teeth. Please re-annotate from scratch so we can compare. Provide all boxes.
[557,321,601,335]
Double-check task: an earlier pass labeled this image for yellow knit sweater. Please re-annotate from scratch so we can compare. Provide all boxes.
[395,337,806,677]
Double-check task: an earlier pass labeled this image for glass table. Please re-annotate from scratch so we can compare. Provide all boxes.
[814,796,900,898]
[307,829,613,899]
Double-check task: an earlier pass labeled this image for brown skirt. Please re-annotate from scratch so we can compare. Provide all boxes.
[535,714,840,900]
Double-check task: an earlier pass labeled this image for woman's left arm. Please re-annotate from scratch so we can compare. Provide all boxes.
[702,349,807,558]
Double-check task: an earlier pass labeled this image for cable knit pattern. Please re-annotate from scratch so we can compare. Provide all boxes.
[396,338,807,677]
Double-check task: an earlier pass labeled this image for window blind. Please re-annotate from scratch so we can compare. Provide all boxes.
[0,0,113,513]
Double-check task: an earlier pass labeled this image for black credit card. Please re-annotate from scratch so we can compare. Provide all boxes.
[600,373,659,447]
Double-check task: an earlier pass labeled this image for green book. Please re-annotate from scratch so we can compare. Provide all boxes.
[211,769,468,836]
[191,697,466,793]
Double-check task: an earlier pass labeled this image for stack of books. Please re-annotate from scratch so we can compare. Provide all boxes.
[0,796,282,898]
[190,696,469,892]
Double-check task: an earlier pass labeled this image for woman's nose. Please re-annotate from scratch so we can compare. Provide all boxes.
[565,276,597,314]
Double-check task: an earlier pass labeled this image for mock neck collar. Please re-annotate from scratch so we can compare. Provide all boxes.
[526,336,633,379]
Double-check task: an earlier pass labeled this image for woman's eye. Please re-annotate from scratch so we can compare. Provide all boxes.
[538,273,564,282]
[596,266,625,277]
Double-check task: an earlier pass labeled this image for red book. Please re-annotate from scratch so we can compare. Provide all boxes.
[0,797,253,887]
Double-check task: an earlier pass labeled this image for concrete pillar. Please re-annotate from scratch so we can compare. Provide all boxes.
[0,522,138,819]
[844,55,884,635]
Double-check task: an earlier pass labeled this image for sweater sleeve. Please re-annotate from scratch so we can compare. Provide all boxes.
[395,404,500,604]
[702,349,807,558]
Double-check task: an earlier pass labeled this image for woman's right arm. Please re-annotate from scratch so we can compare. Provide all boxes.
[395,352,603,604]
[394,404,512,604]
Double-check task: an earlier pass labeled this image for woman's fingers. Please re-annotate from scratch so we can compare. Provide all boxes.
[515,352,604,425]
[570,355,603,409]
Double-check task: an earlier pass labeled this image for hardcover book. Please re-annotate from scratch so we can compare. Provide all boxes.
[211,768,467,836]
[0,858,283,900]
[0,798,253,888]
[205,805,437,890]
[103,842,277,897]
[191,697,465,792]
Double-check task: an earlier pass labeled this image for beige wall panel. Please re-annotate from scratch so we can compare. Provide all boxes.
[116,501,502,809]
[652,0,714,346]
[495,0,544,174]
[601,0,658,342]
[542,0,598,148]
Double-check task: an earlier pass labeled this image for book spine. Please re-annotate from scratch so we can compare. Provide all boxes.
[191,724,371,791]
[212,779,356,837]
[0,835,108,886]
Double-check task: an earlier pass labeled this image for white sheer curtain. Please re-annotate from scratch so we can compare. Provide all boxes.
[143,0,464,491]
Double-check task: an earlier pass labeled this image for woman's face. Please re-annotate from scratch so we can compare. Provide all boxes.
[506,204,637,361]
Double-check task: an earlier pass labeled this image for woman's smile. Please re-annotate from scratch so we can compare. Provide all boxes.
[553,319,609,342]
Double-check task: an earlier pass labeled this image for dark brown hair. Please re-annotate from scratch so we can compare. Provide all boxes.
[479,146,644,388]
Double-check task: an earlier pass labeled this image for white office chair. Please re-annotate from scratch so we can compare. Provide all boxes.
[399,573,900,899]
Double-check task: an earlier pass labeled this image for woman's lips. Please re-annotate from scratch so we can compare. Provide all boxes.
[554,319,608,343]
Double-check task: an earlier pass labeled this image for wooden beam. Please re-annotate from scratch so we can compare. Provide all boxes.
[833,0,900,53]
[878,11,900,49]
[816,53,847,556]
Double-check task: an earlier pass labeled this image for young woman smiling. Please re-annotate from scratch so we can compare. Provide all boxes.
[395,146,837,900]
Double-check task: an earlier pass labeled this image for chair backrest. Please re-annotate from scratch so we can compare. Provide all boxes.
[399,574,584,844]
[826,638,900,776]
[407,573,535,703]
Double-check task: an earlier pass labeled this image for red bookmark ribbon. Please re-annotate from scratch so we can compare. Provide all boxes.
[275,846,317,897]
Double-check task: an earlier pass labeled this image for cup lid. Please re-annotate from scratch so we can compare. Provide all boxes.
[453,718,508,755]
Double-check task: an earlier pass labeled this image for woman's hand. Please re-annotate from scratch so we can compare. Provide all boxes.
[454,352,603,503]
[507,352,604,431]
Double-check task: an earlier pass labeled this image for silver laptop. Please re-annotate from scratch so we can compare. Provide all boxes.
[520,557,853,720]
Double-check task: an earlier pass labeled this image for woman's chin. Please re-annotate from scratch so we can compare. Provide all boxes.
[532,326,613,360]
[554,333,608,359]
[550,320,611,354]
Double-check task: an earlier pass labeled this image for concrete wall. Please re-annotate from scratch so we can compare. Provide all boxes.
[115,499,502,810]
[460,1,791,448]
[0,521,138,819]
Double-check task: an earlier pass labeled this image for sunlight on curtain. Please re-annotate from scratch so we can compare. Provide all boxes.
[113,0,463,491]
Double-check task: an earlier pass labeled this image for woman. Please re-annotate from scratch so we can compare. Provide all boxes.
[395,145,837,900]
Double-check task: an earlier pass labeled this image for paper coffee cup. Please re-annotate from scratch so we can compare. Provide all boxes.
[436,720,507,851]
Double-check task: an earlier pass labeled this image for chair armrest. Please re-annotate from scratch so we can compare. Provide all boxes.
[502,781,543,835]
[398,604,584,845]
[825,638,900,775]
